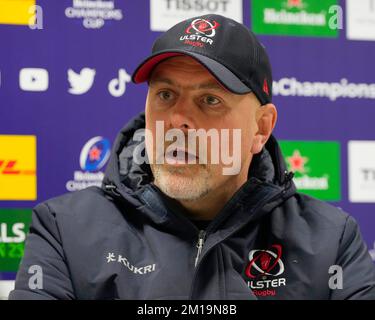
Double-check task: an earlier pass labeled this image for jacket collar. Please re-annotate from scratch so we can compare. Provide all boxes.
[102,112,296,231]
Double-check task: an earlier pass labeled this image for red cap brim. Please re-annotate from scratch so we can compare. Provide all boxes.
[132,52,185,83]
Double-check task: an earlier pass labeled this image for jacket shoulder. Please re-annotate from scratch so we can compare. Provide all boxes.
[34,186,124,224]
[293,192,350,228]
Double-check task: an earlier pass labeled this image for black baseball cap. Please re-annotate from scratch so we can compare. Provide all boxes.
[132,14,272,105]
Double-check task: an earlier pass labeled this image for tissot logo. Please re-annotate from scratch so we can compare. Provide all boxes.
[180,18,219,47]
[361,169,375,182]
[347,0,375,41]
[244,244,287,297]
[165,0,231,11]
[348,141,375,203]
[150,0,243,32]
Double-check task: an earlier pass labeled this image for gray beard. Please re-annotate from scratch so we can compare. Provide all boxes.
[151,164,211,201]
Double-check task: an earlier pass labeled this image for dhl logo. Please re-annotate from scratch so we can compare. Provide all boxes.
[0,135,37,200]
[0,0,36,25]
[0,160,35,175]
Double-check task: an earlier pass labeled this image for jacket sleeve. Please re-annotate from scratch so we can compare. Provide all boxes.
[8,203,76,300]
[330,215,375,300]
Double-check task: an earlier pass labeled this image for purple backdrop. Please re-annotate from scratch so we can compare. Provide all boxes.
[1,0,374,284]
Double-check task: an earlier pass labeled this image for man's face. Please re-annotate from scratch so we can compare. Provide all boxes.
[145,56,263,201]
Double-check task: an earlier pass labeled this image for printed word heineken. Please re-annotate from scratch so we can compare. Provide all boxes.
[252,0,339,38]
[264,8,325,26]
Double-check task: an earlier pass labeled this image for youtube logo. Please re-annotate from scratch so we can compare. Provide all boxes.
[19,68,49,92]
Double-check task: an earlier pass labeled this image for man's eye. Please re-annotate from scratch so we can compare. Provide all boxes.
[202,95,220,105]
[158,91,174,101]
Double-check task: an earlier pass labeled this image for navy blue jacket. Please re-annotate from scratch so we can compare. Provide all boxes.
[9,113,375,299]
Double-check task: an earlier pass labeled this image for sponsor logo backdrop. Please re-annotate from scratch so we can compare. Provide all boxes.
[1,0,375,294]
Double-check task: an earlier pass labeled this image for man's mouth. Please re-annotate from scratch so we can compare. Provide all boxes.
[165,148,198,164]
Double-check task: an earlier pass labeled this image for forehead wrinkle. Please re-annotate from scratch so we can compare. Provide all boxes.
[149,76,227,93]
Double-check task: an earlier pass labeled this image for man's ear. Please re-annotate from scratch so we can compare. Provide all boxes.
[251,103,277,154]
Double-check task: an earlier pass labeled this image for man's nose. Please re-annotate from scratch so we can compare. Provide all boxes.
[168,97,196,133]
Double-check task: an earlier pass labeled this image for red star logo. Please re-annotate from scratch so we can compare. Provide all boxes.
[286,150,308,174]
[287,0,303,8]
[89,146,102,161]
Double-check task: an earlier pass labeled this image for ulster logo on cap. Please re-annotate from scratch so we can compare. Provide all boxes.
[180,18,220,47]
[185,18,220,38]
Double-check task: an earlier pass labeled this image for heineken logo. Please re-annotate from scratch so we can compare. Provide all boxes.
[280,141,341,201]
[252,0,340,38]
[264,0,326,27]
[286,149,329,191]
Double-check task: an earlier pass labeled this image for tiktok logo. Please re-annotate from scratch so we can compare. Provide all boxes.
[108,68,131,97]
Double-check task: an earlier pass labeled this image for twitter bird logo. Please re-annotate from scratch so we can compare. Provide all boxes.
[68,68,96,95]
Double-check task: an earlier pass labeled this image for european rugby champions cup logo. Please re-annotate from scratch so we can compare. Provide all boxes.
[79,136,111,172]
[244,244,287,297]
[180,18,220,47]
[66,137,111,192]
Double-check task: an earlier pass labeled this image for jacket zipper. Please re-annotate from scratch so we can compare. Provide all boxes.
[188,182,293,299]
[194,230,206,268]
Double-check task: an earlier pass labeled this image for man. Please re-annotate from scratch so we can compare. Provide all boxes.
[9,14,375,299]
